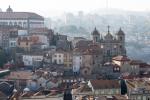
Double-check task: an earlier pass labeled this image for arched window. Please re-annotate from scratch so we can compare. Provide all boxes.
[107,50,111,56]
[18,22,22,26]
[9,22,12,25]
[95,37,98,42]
[120,45,122,49]
[120,37,122,41]
[14,22,17,26]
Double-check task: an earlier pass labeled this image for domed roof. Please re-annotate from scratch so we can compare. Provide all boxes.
[105,25,113,40]
[6,5,13,12]
[105,32,113,39]
[92,27,100,35]
[117,28,125,35]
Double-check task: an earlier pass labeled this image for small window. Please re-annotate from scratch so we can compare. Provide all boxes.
[14,22,17,26]
[54,60,57,63]
[84,70,87,74]
[11,42,13,46]
[9,22,12,25]
[26,42,28,45]
[107,50,111,56]
[120,37,122,41]
[59,60,61,63]
[93,61,95,65]
[120,45,122,49]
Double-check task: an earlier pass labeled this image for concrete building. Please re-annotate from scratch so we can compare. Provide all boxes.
[22,54,43,66]
[72,49,82,74]
[126,79,150,100]
[0,6,44,33]
[63,51,73,68]
[81,44,103,76]
[52,51,64,65]
[17,36,34,51]
[88,80,121,96]
[0,29,10,48]
[72,37,87,48]
[112,56,131,74]
[0,26,20,49]
[17,34,49,51]
[9,29,18,48]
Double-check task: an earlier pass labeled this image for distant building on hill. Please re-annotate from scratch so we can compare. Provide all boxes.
[0,6,44,33]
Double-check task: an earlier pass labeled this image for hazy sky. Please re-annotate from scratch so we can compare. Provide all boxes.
[0,0,150,17]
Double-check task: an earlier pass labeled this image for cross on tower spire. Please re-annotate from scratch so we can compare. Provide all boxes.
[108,25,110,34]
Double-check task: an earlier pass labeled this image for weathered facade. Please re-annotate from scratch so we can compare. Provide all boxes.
[92,26,126,63]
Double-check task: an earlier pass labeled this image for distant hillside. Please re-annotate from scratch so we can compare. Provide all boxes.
[45,9,150,62]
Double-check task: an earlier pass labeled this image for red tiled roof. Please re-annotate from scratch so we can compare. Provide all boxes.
[90,80,120,90]
[139,63,150,68]
[6,71,33,80]
[29,28,49,34]
[75,40,92,48]
[129,60,144,65]
[112,55,130,61]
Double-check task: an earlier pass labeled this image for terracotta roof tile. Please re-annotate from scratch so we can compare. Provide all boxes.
[129,60,144,65]
[90,80,120,90]
[7,71,33,80]
[113,55,130,61]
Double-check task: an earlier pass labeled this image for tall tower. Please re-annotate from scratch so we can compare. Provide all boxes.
[6,5,13,12]
[92,27,100,43]
[116,28,126,55]
[117,28,125,44]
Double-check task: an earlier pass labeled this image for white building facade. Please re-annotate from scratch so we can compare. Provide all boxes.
[0,6,44,33]
[52,52,64,65]
[72,53,82,74]
[22,55,43,66]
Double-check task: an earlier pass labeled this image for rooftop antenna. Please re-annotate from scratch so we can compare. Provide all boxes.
[108,25,110,34]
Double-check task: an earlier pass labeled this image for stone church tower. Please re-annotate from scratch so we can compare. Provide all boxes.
[91,26,126,63]
[92,27,100,43]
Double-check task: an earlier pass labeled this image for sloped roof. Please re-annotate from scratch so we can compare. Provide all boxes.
[7,71,33,80]
[90,80,120,90]
[112,55,130,61]
[0,12,44,20]
[91,27,100,35]
[129,60,144,65]
[117,28,125,35]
